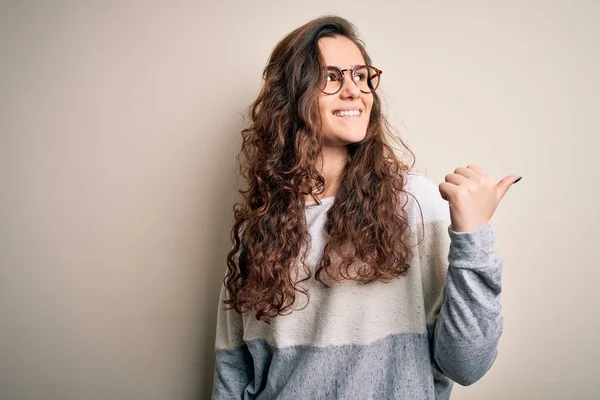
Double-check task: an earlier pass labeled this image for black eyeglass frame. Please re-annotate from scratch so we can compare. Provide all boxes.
[321,64,383,95]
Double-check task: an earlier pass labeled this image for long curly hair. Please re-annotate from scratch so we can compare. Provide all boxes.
[224,15,420,323]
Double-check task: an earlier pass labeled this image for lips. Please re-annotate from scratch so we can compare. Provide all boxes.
[332,109,363,117]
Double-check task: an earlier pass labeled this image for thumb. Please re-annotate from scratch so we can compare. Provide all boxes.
[497,175,522,200]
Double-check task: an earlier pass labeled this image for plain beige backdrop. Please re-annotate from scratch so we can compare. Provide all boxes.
[1,1,598,399]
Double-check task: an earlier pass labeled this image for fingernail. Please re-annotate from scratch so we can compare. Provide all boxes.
[513,176,523,184]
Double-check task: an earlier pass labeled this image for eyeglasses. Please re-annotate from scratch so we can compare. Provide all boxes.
[321,65,382,95]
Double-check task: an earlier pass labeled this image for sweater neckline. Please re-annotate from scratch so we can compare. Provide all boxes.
[305,196,336,207]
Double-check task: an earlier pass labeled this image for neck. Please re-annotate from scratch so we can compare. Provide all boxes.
[304,145,349,202]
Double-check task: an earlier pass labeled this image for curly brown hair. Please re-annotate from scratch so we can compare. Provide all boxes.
[224,15,421,323]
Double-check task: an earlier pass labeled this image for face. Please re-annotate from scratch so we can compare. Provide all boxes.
[318,36,374,147]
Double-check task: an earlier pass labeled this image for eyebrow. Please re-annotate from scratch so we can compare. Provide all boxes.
[327,64,365,69]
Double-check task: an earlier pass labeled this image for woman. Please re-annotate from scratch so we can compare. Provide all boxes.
[212,15,520,400]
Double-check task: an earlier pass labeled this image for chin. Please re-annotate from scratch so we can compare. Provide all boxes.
[340,129,368,144]
[323,126,368,146]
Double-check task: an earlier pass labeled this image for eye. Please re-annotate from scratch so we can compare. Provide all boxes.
[326,72,339,82]
[353,73,366,82]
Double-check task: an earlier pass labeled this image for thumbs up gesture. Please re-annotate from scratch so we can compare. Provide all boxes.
[439,165,522,233]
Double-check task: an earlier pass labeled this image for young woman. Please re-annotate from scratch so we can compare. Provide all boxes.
[212,15,520,400]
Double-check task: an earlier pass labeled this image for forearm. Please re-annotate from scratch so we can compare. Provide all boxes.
[433,222,503,386]
[212,281,254,399]
[212,345,254,399]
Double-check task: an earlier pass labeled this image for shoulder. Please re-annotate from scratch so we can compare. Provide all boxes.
[404,172,450,224]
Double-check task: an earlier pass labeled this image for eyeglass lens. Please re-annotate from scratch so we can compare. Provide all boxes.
[323,66,380,94]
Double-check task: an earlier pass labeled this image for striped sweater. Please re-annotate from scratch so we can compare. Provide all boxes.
[212,173,503,399]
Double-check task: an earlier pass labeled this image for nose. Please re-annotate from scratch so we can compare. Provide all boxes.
[339,73,361,99]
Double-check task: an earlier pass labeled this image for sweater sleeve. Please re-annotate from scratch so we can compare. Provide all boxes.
[211,283,254,399]
[433,222,503,386]
[413,173,503,387]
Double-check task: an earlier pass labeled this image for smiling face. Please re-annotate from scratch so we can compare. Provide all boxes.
[318,36,374,147]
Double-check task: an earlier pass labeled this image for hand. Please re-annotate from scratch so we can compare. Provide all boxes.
[439,165,521,233]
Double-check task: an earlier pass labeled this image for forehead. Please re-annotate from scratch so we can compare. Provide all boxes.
[318,36,366,68]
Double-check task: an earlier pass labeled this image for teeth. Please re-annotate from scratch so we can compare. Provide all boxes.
[333,110,361,117]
